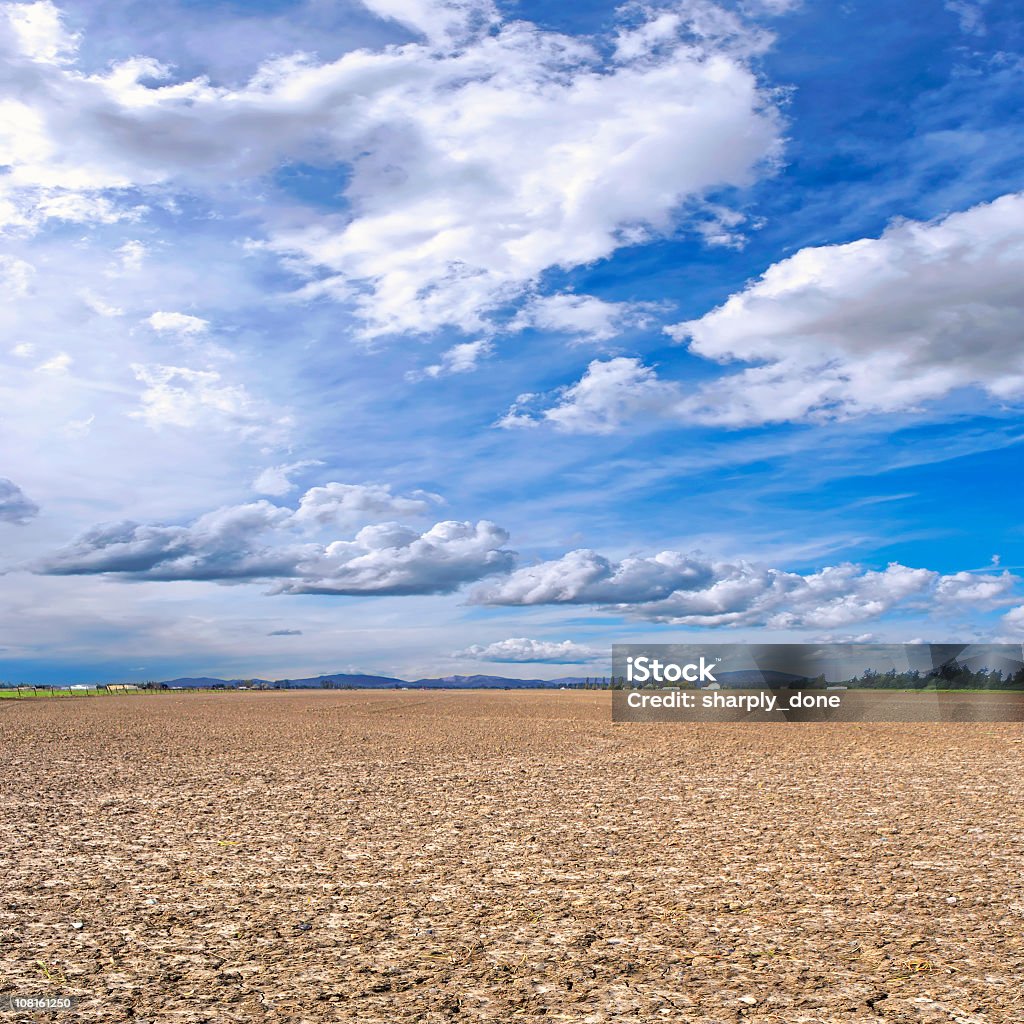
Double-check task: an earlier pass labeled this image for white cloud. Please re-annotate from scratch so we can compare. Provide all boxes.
[277,519,514,595]
[418,339,493,379]
[0,1,782,337]
[33,484,510,595]
[112,241,146,274]
[129,363,289,441]
[146,311,209,335]
[0,477,40,524]
[615,1,773,62]
[252,459,324,496]
[692,202,751,248]
[358,0,499,45]
[0,182,139,234]
[0,255,34,297]
[614,9,690,62]
[79,290,123,317]
[809,632,882,644]
[475,549,1021,629]
[510,293,658,343]
[32,190,138,224]
[455,637,599,663]
[499,356,679,433]
[5,0,77,65]
[1003,605,1024,632]
[292,481,441,527]
[935,570,1017,605]
[741,0,802,15]
[665,192,1024,426]
[945,1,987,35]
[37,500,300,581]
[271,8,781,339]
[36,351,71,373]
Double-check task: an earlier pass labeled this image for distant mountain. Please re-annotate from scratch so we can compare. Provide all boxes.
[288,672,406,688]
[156,672,589,690]
[409,674,587,689]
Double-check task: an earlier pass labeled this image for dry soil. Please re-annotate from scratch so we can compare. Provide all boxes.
[1,690,1023,1023]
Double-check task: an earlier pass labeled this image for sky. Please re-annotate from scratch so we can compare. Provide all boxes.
[1,0,1023,684]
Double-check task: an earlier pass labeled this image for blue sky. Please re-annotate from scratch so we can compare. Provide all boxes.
[1,0,1023,683]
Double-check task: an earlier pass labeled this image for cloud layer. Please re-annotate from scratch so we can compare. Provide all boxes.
[668,192,1024,426]
[34,483,512,595]
[499,356,678,433]
[455,637,599,663]
[32,475,1021,630]
[1,1,782,341]
[506,193,1024,433]
[475,548,1018,628]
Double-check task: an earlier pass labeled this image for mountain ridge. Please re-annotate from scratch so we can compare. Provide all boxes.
[154,671,599,690]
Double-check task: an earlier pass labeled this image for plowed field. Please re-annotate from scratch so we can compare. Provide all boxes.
[2,690,1022,1023]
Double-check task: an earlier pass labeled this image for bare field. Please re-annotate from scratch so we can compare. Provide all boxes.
[2,691,1023,1024]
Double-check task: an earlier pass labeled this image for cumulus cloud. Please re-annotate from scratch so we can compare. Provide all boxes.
[36,501,299,581]
[5,0,76,64]
[0,477,40,524]
[270,7,781,339]
[276,520,515,595]
[33,484,511,595]
[292,481,441,527]
[935,570,1017,604]
[517,193,1024,436]
[0,1,782,337]
[499,357,679,433]
[665,192,1024,426]
[474,549,1021,629]
[1003,605,1024,632]
[456,637,599,663]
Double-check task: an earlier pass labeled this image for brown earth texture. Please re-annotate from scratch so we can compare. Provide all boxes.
[1,690,1023,1024]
